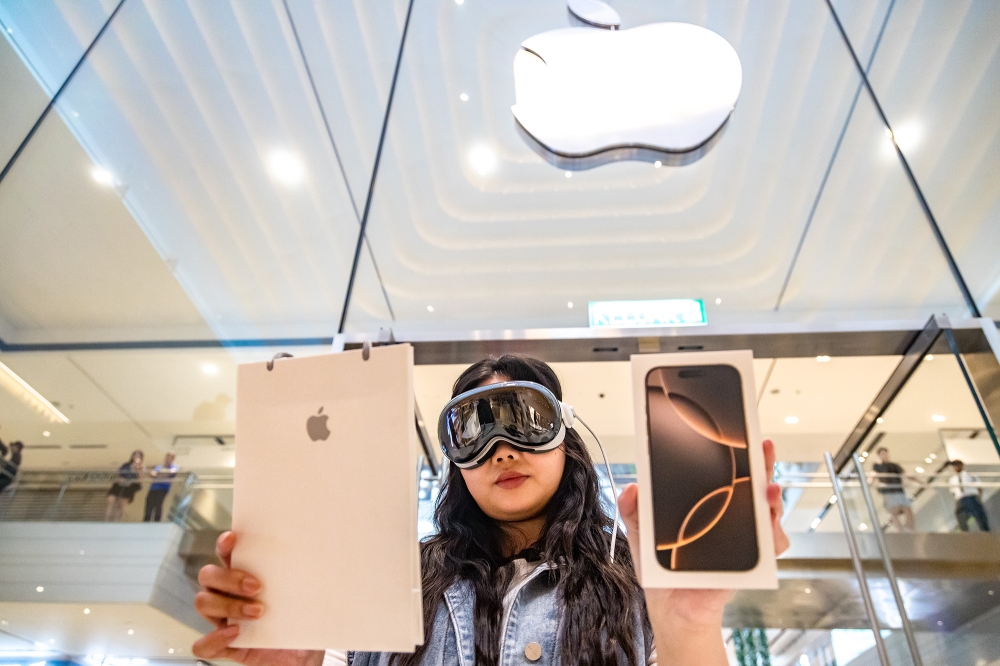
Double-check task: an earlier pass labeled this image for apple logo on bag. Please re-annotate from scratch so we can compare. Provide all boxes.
[511,0,742,169]
[306,407,331,441]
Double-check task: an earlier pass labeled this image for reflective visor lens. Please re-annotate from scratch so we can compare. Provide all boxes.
[439,383,561,465]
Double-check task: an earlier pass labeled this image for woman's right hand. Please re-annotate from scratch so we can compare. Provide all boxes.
[192,531,324,666]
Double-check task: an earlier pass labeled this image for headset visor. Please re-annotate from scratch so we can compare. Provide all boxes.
[439,382,563,467]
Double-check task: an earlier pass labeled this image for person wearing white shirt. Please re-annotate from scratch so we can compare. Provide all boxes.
[949,460,990,532]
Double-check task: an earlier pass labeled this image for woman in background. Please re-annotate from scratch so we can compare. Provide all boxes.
[105,449,145,521]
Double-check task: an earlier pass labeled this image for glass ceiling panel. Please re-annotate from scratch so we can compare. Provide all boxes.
[777,88,968,320]
[346,0,966,335]
[45,0,390,341]
[861,1,1000,319]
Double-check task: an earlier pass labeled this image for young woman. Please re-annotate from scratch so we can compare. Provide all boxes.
[193,355,789,666]
[105,449,145,522]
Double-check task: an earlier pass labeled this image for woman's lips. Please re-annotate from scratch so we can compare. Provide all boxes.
[495,472,528,489]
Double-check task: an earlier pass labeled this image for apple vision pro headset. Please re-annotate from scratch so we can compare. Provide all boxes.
[438,381,621,561]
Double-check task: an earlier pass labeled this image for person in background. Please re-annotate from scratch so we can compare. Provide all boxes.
[949,460,990,532]
[144,452,178,522]
[870,447,919,532]
[0,439,24,494]
[105,450,145,521]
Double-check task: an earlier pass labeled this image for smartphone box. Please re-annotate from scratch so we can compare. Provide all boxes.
[631,351,777,589]
[231,344,423,651]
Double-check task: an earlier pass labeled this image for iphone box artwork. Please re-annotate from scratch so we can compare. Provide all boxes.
[231,344,423,651]
[631,351,777,590]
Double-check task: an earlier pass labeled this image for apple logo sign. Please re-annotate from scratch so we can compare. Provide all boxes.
[511,0,742,169]
[306,407,331,442]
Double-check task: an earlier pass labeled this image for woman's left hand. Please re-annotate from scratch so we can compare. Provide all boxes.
[617,439,789,666]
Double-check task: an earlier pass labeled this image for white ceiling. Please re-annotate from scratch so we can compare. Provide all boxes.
[0,0,996,345]
[0,602,201,660]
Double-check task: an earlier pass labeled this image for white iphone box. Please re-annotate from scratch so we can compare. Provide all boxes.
[231,344,423,651]
[631,351,777,589]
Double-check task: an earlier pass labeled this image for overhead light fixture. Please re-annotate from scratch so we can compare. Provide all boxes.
[0,361,71,424]
[924,457,933,464]
[84,608,90,615]
[36,586,44,592]
[455,0,464,4]
[925,354,934,361]
[715,298,722,305]
[42,431,50,437]
[168,650,174,655]
[931,414,946,422]
[267,150,306,185]
[567,301,574,309]
[785,416,799,424]
[804,587,811,594]
[202,363,219,375]
[468,143,498,175]
[915,467,925,473]
[127,630,134,636]
[91,167,115,186]
[654,160,662,168]
[876,417,884,423]
[809,517,822,530]
[816,355,831,362]
[929,453,937,459]
[459,92,469,101]
[858,523,868,531]
[829,495,837,504]
[426,305,435,313]
[565,171,573,178]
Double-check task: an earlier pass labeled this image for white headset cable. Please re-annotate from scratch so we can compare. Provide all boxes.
[573,412,621,562]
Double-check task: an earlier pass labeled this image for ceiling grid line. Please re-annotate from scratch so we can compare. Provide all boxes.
[65,355,152,439]
[824,0,982,319]
[279,0,396,324]
[0,0,127,189]
[773,0,897,312]
[337,0,416,333]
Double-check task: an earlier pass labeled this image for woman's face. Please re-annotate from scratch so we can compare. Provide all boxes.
[132,453,143,465]
[459,376,566,524]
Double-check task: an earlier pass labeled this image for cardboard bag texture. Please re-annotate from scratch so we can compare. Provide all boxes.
[231,344,422,651]
[631,351,777,590]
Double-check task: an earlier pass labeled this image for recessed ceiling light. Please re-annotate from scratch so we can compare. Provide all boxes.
[455,0,463,4]
[468,143,498,175]
[202,363,218,375]
[932,414,946,422]
[36,586,44,592]
[267,150,305,185]
[42,431,50,437]
[92,167,114,186]
[925,457,933,463]
[816,355,831,362]
[567,301,573,309]
[426,305,434,313]
[804,587,811,594]
[829,495,837,504]
[565,171,572,178]
[925,354,934,361]
[915,467,925,473]
[809,517,822,529]
[785,416,799,424]
[168,649,175,655]
[127,629,134,635]
[459,93,469,102]
[715,298,722,305]
[858,522,868,531]
[654,160,662,168]
[929,453,937,459]
[84,608,90,614]
[876,417,884,423]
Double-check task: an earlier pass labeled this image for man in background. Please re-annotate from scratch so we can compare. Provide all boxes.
[144,452,178,522]
[949,460,990,532]
[0,439,24,494]
[870,446,918,532]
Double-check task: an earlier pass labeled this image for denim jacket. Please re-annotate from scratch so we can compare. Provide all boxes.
[349,563,653,666]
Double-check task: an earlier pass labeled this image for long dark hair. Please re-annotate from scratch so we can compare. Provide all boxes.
[397,355,647,666]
